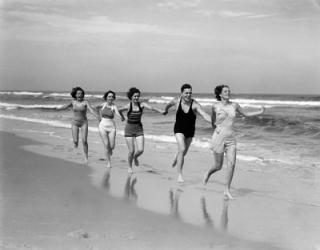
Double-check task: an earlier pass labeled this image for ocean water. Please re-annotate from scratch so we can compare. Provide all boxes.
[1,90,320,178]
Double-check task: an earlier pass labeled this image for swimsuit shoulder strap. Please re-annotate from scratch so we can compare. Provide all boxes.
[128,102,132,114]
[138,102,143,112]
[102,102,107,110]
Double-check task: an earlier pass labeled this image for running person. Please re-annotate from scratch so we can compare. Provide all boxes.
[203,85,265,199]
[163,84,211,183]
[96,90,125,168]
[56,87,99,164]
[119,87,165,173]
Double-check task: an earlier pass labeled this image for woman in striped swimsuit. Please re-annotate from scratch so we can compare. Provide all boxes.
[119,87,165,173]
[96,90,124,168]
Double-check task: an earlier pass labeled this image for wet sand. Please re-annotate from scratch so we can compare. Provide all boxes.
[0,118,319,250]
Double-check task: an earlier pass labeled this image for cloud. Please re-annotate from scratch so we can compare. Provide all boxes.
[2,8,196,43]
[156,0,201,10]
[312,0,320,9]
[196,9,274,19]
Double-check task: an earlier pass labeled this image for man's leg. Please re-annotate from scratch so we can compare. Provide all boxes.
[174,133,192,182]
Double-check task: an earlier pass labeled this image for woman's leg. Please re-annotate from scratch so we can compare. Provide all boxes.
[224,144,236,199]
[108,129,116,152]
[125,137,135,173]
[203,151,224,184]
[80,122,89,163]
[99,126,111,168]
[133,135,144,166]
[71,125,79,148]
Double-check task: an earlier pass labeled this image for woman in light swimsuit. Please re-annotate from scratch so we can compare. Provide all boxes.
[56,87,99,163]
[203,85,265,199]
[119,87,165,173]
[96,90,124,168]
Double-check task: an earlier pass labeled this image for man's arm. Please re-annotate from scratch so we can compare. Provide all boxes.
[163,98,178,115]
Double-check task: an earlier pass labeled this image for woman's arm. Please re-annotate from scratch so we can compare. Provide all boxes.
[86,101,100,119]
[113,105,125,121]
[163,98,178,115]
[118,103,129,118]
[141,102,165,114]
[194,101,211,123]
[235,103,265,117]
[211,105,217,129]
[56,102,72,111]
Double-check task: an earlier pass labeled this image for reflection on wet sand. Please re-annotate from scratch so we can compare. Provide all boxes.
[169,188,183,219]
[102,168,111,191]
[201,196,229,232]
[99,168,229,231]
[124,173,138,203]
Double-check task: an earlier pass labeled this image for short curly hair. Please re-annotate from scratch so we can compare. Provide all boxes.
[181,83,192,93]
[127,87,140,100]
[103,90,116,100]
[70,87,85,99]
[214,85,229,101]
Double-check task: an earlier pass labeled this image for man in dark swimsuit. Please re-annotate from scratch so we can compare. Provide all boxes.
[164,84,211,183]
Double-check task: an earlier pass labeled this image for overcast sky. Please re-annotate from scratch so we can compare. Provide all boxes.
[1,0,320,94]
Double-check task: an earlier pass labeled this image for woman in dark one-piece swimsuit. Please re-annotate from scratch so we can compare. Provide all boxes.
[119,87,165,173]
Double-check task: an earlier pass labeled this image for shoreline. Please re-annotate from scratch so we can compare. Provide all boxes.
[1,118,320,249]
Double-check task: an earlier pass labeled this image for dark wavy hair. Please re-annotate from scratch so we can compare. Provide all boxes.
[180,83,192,93]
[70,87,85,99]
[214,85,229,101]
[103,90,116,100]
[127,87,140,100]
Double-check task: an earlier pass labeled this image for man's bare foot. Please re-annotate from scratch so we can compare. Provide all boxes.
[106,162,111,168]
[84,158,88,165]
[223,190,234,200]
[177,174,184,183]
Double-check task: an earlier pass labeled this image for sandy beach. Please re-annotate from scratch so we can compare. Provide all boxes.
[0,118,319,250]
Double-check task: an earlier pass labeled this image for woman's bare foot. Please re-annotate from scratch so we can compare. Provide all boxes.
[177,174,184,183]
[128,168,133,174]
[133,156,139,166]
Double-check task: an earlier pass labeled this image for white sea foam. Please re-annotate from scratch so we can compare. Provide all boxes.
[48,93,70,97]
[148,96,320,107]
[0,114,304,167]
[0,102,59,110]
[0,91,43,96]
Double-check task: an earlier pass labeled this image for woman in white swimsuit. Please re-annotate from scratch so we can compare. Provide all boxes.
[203,85,265,199]
[96,90,124,168]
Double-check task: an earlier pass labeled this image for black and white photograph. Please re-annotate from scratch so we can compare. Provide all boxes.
[1,0,320,249]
